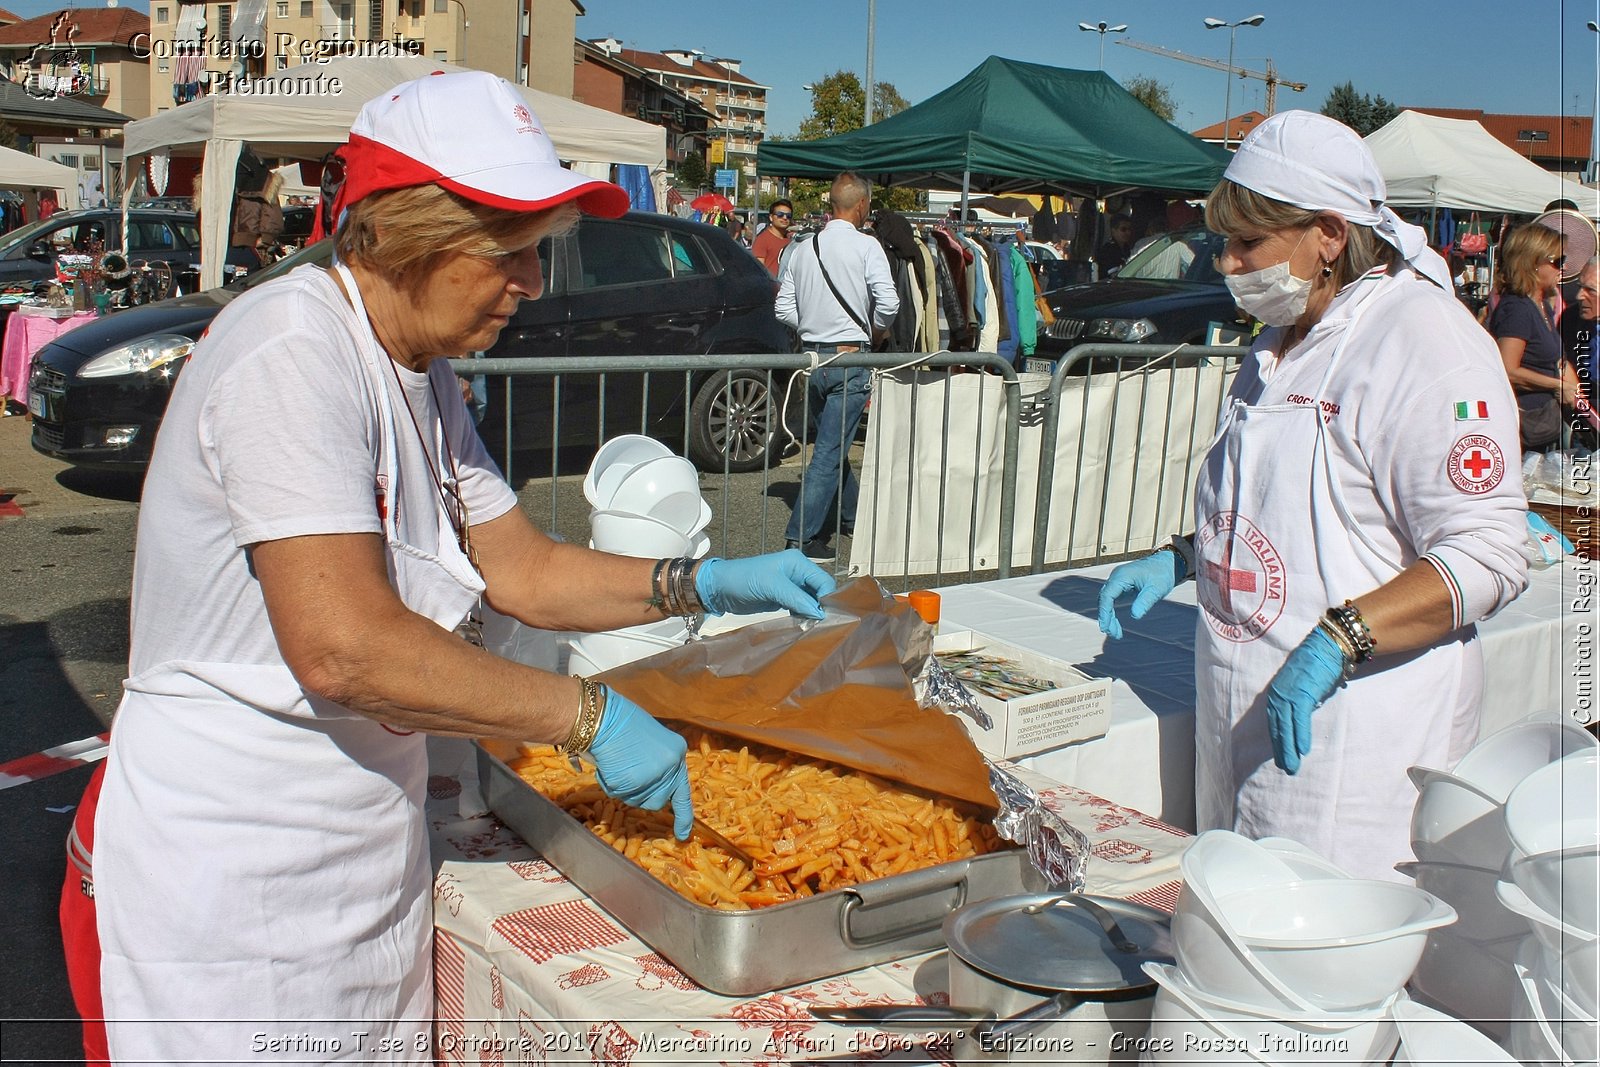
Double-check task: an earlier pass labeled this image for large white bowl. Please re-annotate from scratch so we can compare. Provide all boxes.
[608,455,701,517]
[1143,962,1402,1065]
[1510,844,1600,936]
[1396,859,1527,942]
[1409,768,1514,869]
[645,490,713,537]
[583,434,673,508]
[589,509,693,558]
[1497,878,1600,1011]
[1450,715,1597,803]
[567,627,687,674]
[1390,1000,1519,1065]
[1407,926,1518,1039]
[1219,879,1456,1011]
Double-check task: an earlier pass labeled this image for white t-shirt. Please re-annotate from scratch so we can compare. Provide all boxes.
[129,264,518,675]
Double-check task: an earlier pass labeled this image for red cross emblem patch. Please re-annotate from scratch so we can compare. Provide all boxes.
[1447,434,1505,495]
[1195,510,1286,643]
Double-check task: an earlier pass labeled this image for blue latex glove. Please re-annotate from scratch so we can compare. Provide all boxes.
[588,687,692,839]
[694,550,837,620]
[1097,550,1183,640]
[1265,627,1349,775]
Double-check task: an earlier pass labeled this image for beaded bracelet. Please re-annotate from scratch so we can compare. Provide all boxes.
[1325,600,1377,664]
[560,677,605,761]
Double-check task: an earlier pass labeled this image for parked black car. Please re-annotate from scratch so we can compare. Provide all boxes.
[30,212,798,473]
[1029,226,1244,374]
[0,207,255,298]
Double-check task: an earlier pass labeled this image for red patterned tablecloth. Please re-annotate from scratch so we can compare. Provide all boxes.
[0,309,96,406]
[425,740,1187,1066]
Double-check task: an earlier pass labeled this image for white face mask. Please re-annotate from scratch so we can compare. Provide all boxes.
[1224,229,1315,327]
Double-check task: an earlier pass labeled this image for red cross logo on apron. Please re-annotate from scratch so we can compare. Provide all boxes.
[1195,511,1287,642]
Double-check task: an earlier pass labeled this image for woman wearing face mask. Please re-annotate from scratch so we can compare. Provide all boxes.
[1097,112,1528,880]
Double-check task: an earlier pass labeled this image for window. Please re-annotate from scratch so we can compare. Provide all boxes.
[571,222,674,290]
[158,58,170,72]
[276,2,287,15]
[433,49,447,62]
[154,5,169,22]
[130,221,180,251]
[217,5,231,38]
[433,0,446,10]
[368,0,382,38]
[409,0,422,16]
[300,0,312,14]
[668,234,711,277]
[171,222,200,246]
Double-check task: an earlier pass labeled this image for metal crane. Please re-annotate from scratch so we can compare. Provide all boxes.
[1114,37,1307,115]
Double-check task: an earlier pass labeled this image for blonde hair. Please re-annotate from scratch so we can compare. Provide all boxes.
[335,184,578,291]
[1205,178,1396,289]
[1495,224,1563,299]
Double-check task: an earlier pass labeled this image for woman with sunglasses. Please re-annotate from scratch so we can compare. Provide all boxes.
[1098,112,1527,882]
[86,72,834,1063]
[1489,224,1585,450]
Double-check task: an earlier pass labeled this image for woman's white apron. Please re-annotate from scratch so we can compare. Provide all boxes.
[96,265,484,1062]
[1191,274,1481,881]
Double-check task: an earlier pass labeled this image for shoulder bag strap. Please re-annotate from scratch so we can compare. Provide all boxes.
[812,231,872,339]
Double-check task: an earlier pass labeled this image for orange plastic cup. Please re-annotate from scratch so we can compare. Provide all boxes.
[907,590,941,626]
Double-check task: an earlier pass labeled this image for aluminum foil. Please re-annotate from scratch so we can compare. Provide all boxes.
[987,764,1090,893]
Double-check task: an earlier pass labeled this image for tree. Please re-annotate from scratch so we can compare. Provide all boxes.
[1320,81,1398,136]
[675,151,707,192]
[1124,76,1176,123]
[790,71,921,214]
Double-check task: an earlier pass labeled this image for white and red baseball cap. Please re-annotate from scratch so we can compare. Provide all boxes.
[332,69,629,222]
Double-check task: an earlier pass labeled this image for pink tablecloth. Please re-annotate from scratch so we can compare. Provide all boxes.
[0,310,96,406]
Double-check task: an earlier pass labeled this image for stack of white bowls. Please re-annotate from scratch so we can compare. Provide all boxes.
[567,436,712,675]
[1405,716,1596,1036]
[1141,831,1455,1065]
[1498,749,1599,1065]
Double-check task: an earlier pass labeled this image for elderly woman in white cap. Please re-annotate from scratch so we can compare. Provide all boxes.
[90,71,834,1062]
[1098,111,1528,881]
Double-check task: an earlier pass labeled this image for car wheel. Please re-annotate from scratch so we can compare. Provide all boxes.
[687,369,790,473]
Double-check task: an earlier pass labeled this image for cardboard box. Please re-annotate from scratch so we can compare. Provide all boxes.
[932,630,1112,759]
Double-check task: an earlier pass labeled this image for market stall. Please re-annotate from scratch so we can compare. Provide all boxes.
[119,56,668,289]
[0,144,81,211]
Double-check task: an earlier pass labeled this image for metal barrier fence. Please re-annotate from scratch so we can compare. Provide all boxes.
[447,344,1242,589]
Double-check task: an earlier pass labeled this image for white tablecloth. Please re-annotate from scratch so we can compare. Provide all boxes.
[938,558,1593,831]
[427,741,1188,1066]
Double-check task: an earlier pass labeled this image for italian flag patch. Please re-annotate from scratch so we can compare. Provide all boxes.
[1454,400,1490,421]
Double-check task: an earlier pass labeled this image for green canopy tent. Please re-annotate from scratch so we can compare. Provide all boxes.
[759,56,1229,210]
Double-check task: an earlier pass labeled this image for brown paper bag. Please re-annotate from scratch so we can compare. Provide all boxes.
[599,577,997,809]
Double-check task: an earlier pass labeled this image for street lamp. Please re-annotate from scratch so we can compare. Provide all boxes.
[1588,21,1599,185]
[864,0,877,125]
[690,49,736,198]
[443,0,468,64]
[1204,13,1265,149]
[1077,21,1127,71]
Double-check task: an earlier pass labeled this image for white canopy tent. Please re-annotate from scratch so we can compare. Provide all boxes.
[1366,110,1599,220]
[0,144,81,209]
[121,56,667,288]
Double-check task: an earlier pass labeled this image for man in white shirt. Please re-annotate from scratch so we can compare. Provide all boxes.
[775,172,900,563]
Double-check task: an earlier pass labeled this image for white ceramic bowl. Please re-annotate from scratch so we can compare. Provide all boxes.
[1143,962,1402,1066]
[1390,1000,1519,1065]
[608,455,701,518]
[645,490,713,537]
[1497,878,1600,1011]
[1396,859,1527,942]
[1407,926,1518,1039]
[583,434,673,508]
[1256,837,1352,879]
[1219,879,1456,1011]
[1450,715,1597,803]
[1505,750,1600,855]
[588,509,692,558]
[567,627,686,673]
[1409,768,1513,869]
[1510,844,1600,936]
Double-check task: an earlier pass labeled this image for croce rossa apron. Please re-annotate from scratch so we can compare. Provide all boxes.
[95,264,484,1063]
[1191,273,1481,882]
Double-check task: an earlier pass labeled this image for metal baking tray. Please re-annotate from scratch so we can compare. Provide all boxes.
[477,739,1045,996]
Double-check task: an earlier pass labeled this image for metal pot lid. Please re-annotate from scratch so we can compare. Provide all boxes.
[942,892,1174,993]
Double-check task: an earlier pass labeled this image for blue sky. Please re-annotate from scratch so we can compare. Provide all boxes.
[10,0,1598,143]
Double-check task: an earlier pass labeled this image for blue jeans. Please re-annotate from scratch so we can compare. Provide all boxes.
[786,364,871,543]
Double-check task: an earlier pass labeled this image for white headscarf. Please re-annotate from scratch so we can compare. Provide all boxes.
[1222,110,1454,292]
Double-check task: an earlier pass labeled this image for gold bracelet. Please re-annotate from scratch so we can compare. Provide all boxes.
[561,677,605,755]
[1315,617,1358,677]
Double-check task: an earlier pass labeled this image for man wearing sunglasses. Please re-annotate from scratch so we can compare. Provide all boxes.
[754,198,794,278]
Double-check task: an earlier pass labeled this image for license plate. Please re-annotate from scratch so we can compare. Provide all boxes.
[27,391,45,418]
[1023,358,1055,376]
